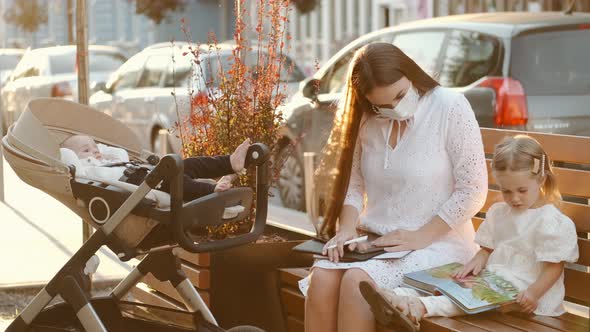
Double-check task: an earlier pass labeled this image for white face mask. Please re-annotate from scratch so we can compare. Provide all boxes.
[372,85,420,121]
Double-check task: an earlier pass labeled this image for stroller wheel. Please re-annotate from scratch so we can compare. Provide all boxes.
[226,326,265,332]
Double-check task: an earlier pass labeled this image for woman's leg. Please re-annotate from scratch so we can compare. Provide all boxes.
[338,269,376,332]
[305,268,345,332]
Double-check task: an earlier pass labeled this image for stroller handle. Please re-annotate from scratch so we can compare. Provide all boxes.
[169,143,270,253]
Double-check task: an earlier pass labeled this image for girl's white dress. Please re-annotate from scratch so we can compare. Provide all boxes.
[475,202,579,316]
[299,87,488,295]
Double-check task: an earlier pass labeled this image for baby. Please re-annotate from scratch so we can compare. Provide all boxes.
[61,135,250,200]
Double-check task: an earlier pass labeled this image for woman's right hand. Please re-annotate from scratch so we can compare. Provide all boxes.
[322,227,358,263]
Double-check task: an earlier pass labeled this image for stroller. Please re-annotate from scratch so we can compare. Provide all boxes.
[2,98,270,332]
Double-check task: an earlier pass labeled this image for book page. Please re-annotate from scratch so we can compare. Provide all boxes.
[404,263,519,313]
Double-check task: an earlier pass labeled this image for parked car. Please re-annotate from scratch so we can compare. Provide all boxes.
[0,48,25,86]
[276,11,590,211]
[1,45,127,131]
[90,42,306,153]
[0,48,25,133]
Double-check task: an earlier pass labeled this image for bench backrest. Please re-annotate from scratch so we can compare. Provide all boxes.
[479,128,590,307]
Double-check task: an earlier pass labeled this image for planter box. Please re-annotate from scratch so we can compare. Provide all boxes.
[131,226,313,332]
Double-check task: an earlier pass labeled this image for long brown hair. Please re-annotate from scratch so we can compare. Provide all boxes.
[492,135,561,204]
[316,42,439,238]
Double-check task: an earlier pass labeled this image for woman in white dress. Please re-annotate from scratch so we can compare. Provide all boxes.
[301,42,488,331]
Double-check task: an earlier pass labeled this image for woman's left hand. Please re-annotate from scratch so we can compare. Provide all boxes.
[372,229,432,252]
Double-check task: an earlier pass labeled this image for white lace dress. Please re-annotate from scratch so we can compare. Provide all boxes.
[476,202,579,316]
[299,87,488,295]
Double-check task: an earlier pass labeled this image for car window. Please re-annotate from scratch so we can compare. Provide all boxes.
[319,33,395,94]
[281,55,306,82]
[163,57,193,88]
[393,31,446,77]
[10,53,40,80]
[511,28,590,95]
[243,51,306,84]
[205,54,233,87]
[89,51,127,72]
[319,53,352,94]
[0,54,22,71]
[439,30,500,87]
[49,52,76,75]
[105,53,146,92]
[137,55,171,88]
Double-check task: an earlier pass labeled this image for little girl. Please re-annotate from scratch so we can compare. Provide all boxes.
[360,135,579,331]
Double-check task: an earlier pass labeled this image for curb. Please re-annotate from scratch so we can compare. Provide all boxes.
[0,277,123,292]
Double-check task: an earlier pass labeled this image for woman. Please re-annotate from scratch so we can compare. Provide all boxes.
[300,42,488,331]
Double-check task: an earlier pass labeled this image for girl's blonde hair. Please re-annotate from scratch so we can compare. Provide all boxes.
[492,135,561,203]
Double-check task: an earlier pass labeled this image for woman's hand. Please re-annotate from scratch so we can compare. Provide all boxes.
[372,229,431,252]
[454,249,491,278]
[517,289,540,314]
[322,227,359,263]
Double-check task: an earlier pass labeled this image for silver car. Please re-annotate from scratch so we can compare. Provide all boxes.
[277,11,590,211]
[1,45,127,131]
[90,42,306,153]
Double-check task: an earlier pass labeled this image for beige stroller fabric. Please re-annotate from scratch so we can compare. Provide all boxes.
[2,98,161,248]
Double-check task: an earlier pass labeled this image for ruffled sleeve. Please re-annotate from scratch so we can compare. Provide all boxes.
[474,203,503,249]
[342,131,365,214]
[534,208,579,263]
[437,94,488,229]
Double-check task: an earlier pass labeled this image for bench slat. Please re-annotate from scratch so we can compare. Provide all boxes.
[286,316,304,332]
[564,269,590,305]
[487,312,564,332]
[280,288,305,318]
[455,313,528,331]
[131,283,186,311]
[485,161,590,198]
[481,129,590,165]
[181,263,210,290]
[280,268,309,288]
[141,274,210,307]
[421,317,493,332]
[512,313,590,332]
[578,238,590,267]
[482,190,590,233]
[176,251,210,267]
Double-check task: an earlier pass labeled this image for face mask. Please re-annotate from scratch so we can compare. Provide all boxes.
[372,85,420,121]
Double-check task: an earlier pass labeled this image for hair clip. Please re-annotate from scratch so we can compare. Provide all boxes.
[532,154,546,176]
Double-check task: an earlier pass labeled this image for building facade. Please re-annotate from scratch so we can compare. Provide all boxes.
[0,0,235,55]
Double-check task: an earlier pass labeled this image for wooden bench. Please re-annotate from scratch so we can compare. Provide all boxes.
[279,128,590,332]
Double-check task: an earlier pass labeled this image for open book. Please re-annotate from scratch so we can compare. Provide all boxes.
[403,263,519,314]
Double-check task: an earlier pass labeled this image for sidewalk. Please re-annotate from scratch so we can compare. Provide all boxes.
[0,156,133,289]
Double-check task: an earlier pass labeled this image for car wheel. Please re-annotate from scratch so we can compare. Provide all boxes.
[277,145,305,211]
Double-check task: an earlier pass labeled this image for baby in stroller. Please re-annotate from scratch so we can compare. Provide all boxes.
[61,134,251,201]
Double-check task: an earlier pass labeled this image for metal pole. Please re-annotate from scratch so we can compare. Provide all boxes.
[158,128,168,155]
[304,152,320,236]
[76,0,92,244]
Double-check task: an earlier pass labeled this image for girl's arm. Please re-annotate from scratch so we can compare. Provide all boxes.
[454,247,493,278]
[517,262,565,313]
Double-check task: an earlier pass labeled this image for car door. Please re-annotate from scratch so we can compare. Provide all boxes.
[104,53,147,142]
[128,54,172,148]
